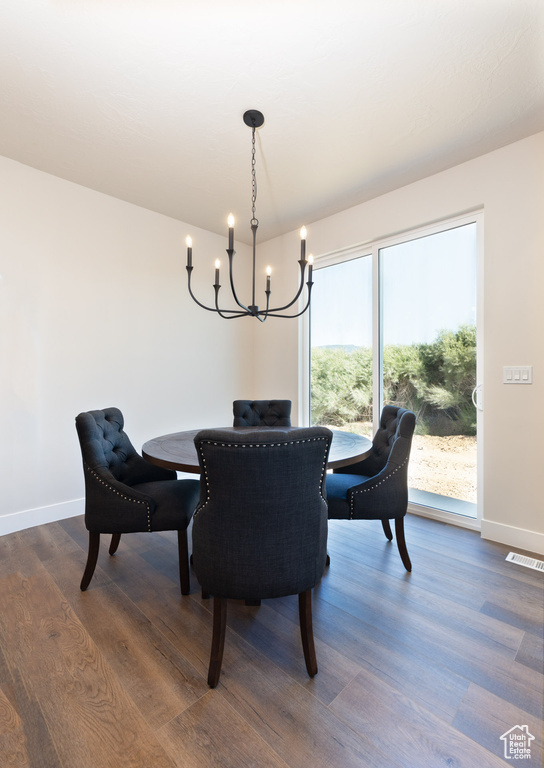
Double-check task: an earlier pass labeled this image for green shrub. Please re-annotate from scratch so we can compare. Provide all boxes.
[310,324,476,436]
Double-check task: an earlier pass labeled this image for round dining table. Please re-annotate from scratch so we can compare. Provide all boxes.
[142,426,372,474]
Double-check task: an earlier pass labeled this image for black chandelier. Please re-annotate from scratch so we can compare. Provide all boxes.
[185,110,313,320]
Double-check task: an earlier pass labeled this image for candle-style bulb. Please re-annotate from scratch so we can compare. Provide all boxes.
[300,226,307,240]
[308,254,314,265]
[215,259,221,269]
[227,214,234,250]
[266,266,272,276]
[186,236,192,248]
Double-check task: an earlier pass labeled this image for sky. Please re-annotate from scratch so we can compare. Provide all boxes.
[310,222,477,348]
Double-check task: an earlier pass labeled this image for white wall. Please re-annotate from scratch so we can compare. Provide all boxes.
[0,156,254,534]
[3,133,543,553]
[254,132,544,555]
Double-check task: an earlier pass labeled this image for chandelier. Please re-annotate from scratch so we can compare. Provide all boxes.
[185,110,313,321]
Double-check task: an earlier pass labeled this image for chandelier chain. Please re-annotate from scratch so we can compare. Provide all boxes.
[250,125,258,227]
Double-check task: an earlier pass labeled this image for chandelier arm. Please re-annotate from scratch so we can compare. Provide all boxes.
[186,267,224,313]
[214,283,252,318]
[254,283,272,322]
[215,308,252,319]
[187,267,248,316]
[226,250,252,313]
[262,260,308,313]
[213,301,256,318]
[259,280,314,319]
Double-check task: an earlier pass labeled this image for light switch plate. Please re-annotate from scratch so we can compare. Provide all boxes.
[503,365,533,384]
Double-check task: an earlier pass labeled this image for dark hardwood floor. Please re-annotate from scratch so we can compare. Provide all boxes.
[0,513,542,767]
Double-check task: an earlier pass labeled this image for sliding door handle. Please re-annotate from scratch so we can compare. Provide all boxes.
[472,384,483,411]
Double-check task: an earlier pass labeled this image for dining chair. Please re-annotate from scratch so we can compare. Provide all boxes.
[325,405,416,571]
[192,426,332,687]
[232,399,292,426]
[75,407,200,593]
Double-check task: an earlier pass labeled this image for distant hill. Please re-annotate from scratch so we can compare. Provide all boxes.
[313,344,362,353]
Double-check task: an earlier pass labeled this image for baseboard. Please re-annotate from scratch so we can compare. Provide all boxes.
[0,499,84,537]
[480,519,544,557]
[409,504,544,556]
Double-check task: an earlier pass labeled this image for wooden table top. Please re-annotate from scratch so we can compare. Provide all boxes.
[142,426,372,474]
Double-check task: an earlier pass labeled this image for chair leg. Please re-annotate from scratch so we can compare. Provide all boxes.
[190,553,208,597]
[208,597,227,688]
[109,533,121,555]
[395,517,412,572]
[298,590,318,677]
[177,530,191,595]
[381,518,393,541]
[80,532,100,591]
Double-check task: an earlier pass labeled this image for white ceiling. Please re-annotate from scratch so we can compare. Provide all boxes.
[1,0,543,244]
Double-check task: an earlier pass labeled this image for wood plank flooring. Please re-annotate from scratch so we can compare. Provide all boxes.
[0,513,542,768]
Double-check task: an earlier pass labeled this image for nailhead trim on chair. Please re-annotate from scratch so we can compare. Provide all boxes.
[348,457,408,519]
[199,437,329,449]
[195,436,330,516]
[85,463,152,531]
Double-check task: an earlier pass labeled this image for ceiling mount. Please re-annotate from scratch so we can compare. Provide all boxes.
[243,110,265,128]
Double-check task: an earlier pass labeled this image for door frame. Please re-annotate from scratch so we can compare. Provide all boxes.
[301,209,484,530]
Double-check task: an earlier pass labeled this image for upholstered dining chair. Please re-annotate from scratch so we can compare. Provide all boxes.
[325,405,416,571]
[232,399,292,426]
[192,426,332,688]
[75,407,200,593]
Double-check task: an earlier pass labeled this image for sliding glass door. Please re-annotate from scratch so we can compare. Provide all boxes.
[310,216,480,520]
[379,223,478,516]
[310,254,373,438]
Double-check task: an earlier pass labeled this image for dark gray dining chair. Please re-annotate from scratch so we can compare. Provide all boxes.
[75,407,200,593]
[325,405,416,571]
[192,426,332,687]
[232,399,292,426]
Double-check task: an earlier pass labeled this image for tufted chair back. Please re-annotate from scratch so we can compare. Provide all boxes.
[233,399,292,427]
[76,407,148,487]
[335,405,415,478]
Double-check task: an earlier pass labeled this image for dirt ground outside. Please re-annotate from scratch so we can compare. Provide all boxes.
[329,423,477,505]
[409,434,477,504]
